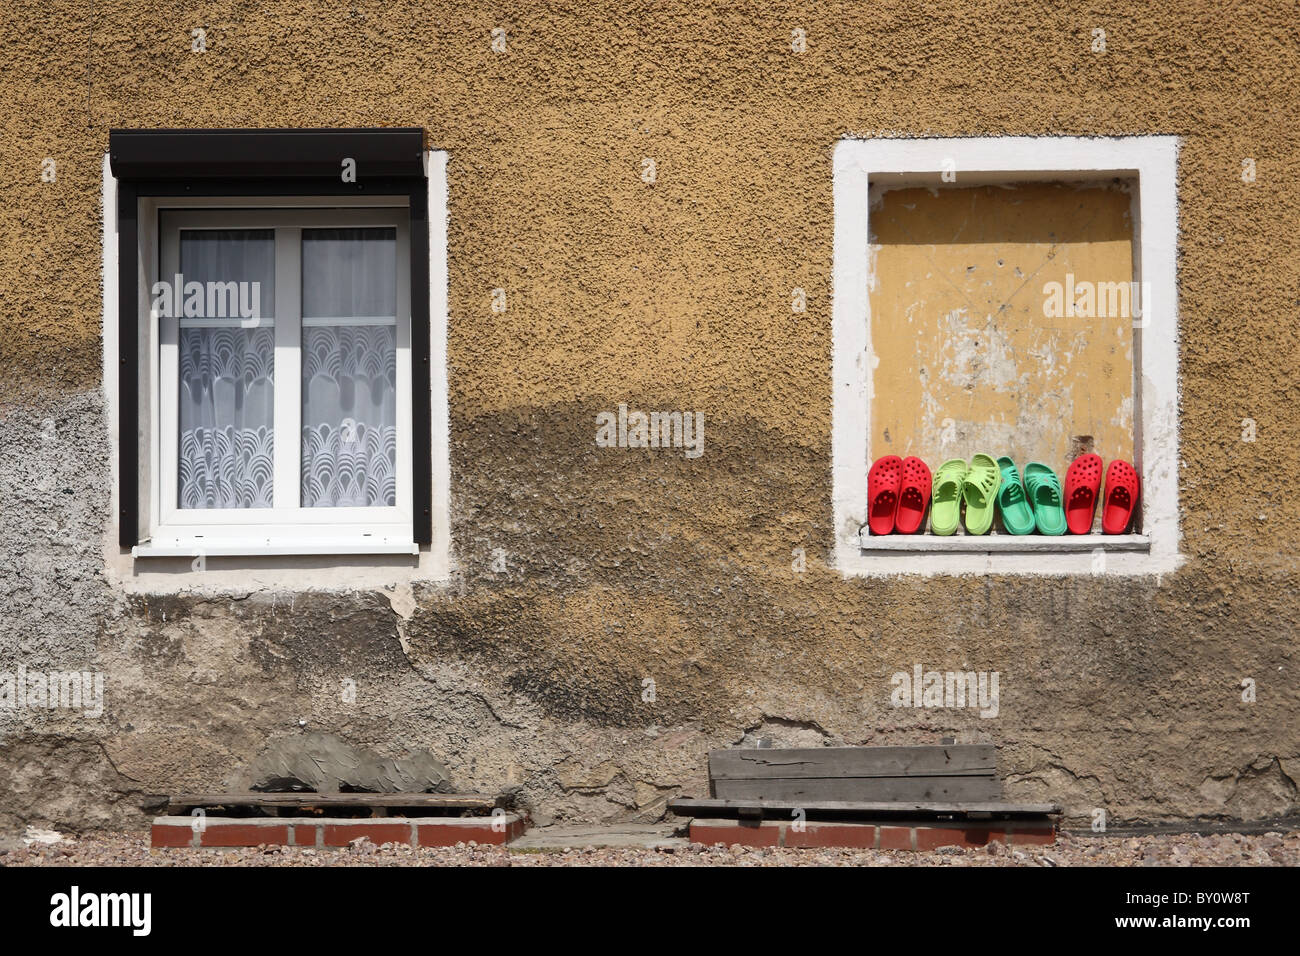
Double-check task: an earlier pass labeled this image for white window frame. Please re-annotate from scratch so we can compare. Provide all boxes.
[152,206,412,548]
[831,136,1182,577]
[103,152,453,572]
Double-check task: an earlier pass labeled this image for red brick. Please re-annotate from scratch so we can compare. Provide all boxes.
[322,823,413,847]
[151,824,195,848]
[489,818,526,844]
[785,824,877,849]
[916,827,977,850]
[879,826,913,850]
[690,821,781,847]
[495,818,526,843]
[1008,826,1056,846]
[200,823,290,847]
[291,825,319,847]
[417,822,512,847]
[955,827,1006,847]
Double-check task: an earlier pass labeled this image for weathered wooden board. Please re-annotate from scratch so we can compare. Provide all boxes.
[708,746,1000,801]
[165,792,495,812]
[709,745,996,780]
[711,775,1001,803]
[668,796,1061,820]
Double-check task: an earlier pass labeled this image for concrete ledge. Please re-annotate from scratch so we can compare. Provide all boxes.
[151,814,526,848]
[689,818,1056,850]
[509,824,686,851]
[859,532,1150,553]
[133,542,419,558]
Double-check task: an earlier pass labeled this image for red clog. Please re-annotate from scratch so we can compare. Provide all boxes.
[894,456,932,534]
[867,455,903,535]
[1064,453,1103,534]
[1101,459,1140,534]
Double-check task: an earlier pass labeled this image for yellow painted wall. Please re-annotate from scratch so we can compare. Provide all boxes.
[869,183,1136,472]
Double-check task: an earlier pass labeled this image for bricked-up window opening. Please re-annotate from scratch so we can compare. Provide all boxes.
[869,180,1137,512]
[831,137,1181,576]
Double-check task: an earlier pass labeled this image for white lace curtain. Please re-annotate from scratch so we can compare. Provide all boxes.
[179,326,276,508]
[178,227,397,511]
[301,323,397,507]
[178,229,276,509]
[301,228,397,508]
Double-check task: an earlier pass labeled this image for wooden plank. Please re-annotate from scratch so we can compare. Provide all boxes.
[709,745,995,780]
[711,775,1001,803]
[668,796,1061,818]
[166,792,496,812]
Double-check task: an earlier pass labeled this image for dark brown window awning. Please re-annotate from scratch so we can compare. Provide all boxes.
[109,128,432,549]
[109,127,426,180]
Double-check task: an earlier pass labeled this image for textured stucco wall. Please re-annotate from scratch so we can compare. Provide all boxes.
[1,1,1298,831]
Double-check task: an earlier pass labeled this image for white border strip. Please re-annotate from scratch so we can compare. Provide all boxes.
[831,136,1182,577]
[426,150,452,580]
[102,154,119,526]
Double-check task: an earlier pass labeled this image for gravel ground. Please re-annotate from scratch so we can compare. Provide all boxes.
[3,829,1298,866]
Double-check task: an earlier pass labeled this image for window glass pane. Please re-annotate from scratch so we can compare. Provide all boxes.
[179,327,275,508]
[301,227,396,319]
[300,228,397,508]
[178,228,275,322]
[178,229,275,509]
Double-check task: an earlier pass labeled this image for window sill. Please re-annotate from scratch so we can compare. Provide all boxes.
[132,541,419,558]
[858,531,1150,554]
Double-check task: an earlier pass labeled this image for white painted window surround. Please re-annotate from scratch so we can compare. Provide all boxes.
[831,136,1182,577]
[101,152,451,577]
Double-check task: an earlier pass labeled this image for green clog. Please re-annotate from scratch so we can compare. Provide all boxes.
[995,456,1036,535]
[962,453,1001,535]
[1024,462,1067,535]
[929,459,967,536]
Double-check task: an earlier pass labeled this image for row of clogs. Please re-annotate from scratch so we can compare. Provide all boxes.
[867,453,1140,536]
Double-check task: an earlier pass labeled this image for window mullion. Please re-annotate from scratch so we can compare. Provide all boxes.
[273,228,302,512]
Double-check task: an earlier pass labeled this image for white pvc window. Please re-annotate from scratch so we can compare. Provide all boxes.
[153,206,412,548]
